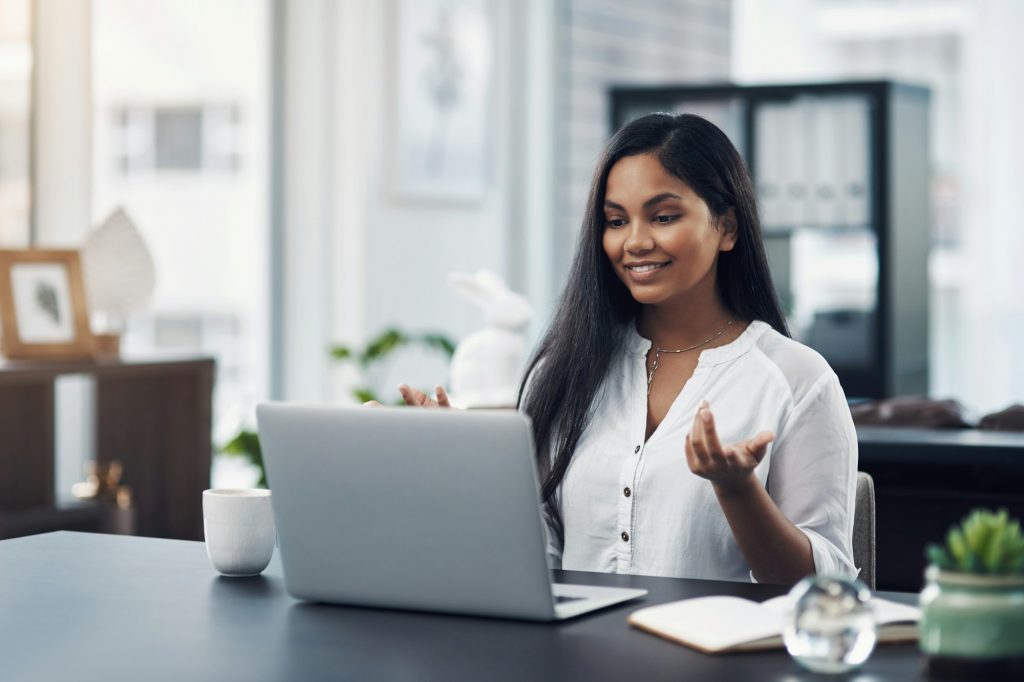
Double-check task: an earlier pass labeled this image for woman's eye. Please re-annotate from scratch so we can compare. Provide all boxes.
[653,214,679,225]
[605,217,627,228]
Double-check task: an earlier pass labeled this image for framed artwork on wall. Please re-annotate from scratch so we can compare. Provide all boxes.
[0,249,94,359]
[393,0,493,203]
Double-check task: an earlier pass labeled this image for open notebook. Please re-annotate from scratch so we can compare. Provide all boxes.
[628,595,920,654]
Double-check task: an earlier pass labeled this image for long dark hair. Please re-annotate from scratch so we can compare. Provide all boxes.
[518,113,788,542]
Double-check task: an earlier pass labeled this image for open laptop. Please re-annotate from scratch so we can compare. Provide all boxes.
[256,403,647,621]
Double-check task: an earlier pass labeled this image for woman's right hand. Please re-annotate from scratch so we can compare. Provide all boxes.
[363,384,452,408]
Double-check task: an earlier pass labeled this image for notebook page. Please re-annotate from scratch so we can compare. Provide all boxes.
[629,596,782,653]
[760,595,920,625]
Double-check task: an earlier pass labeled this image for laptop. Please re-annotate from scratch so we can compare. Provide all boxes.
[256,403,647,621]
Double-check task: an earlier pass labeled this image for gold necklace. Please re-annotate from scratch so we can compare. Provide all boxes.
[646,317,736,396]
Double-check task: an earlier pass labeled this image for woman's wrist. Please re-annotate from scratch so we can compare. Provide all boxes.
[711,471,758,499]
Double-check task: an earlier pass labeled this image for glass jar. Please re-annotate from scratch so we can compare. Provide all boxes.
[783,574,877,673]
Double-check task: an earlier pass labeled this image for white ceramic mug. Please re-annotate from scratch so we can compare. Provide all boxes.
[202,488,275,577]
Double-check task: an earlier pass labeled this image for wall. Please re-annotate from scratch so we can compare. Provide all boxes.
[33,0,92,246]
[279,0,563,403]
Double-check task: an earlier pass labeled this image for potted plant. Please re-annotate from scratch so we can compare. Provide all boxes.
[920,508,1024,679]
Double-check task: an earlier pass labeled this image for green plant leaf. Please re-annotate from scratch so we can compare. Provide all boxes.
[329,345,353,361]
[419,333,456,357]
[948,528,966,562]
[353,387,377,404]
[939,508,1024,575]
[221,429,266,487]
[926,544,952,570]
[360,329,407,367]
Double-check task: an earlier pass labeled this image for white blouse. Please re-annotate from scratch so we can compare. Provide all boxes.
[544,320,859,582]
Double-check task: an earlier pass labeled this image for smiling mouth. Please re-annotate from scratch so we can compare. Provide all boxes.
[625,262,671,273]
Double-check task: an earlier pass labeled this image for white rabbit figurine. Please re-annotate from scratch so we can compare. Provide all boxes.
[447,270,533,408]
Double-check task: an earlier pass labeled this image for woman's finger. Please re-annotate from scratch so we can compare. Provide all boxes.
[688,418,710,465]
[398,384,436,407]
[685,433,703,472]
[718,445,740,469]
[741,430,775,464]
[434,385,452,408]
[699,403,725,456]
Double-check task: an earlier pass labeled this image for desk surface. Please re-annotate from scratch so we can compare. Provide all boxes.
[858,426,1024,464]
[0,532,926,682]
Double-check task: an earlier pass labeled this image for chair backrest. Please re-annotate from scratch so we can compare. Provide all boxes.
[853,471,876,590]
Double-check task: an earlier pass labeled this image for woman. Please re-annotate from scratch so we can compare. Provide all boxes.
[395,113,858,585]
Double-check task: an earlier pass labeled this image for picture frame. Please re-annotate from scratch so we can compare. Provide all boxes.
[0,249,94,359]
[392,0,493,204]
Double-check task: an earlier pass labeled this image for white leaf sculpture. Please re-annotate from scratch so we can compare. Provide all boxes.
[81,207,156,322]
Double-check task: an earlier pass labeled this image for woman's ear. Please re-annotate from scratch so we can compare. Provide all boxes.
[718,208,739,252]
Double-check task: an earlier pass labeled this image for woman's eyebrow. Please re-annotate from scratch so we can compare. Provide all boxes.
[603,192,684,211]
[642,192,684,209]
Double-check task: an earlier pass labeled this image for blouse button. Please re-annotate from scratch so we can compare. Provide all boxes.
[623,487,631,498]
[621,531,630,542]
[634,445,641,454]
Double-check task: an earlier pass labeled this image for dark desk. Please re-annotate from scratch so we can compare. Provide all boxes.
[858,427,1024,592]
[0,532,926,681]
[858,426,1024,467]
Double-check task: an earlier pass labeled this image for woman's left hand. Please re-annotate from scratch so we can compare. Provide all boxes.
[686,400,775,493]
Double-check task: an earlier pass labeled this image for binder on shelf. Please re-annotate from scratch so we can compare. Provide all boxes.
[809,97,842,228]
[779,99,810,229]
[754,103,785,228]
[839,97,871,228]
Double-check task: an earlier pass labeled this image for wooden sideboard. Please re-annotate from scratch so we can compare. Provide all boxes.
[0,356,214,541]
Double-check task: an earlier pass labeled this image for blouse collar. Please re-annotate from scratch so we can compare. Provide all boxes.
[623,318,771,366]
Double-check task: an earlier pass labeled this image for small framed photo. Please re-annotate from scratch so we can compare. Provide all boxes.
[0,249,94,359]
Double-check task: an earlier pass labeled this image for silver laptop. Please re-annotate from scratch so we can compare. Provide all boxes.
[256,403,647,621]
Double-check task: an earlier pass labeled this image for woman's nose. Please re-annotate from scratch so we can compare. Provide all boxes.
[624,221,654,253]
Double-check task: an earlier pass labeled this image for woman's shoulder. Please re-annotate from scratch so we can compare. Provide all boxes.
[749,322,837,405]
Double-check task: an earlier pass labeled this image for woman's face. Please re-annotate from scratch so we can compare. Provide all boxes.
[601,153,736,308]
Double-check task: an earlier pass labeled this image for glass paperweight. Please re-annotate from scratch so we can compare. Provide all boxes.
[783,575,878,674]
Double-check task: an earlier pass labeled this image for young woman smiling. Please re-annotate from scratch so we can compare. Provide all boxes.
[396,113,858,585]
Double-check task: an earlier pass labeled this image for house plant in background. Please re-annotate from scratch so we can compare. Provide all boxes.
[920,508,1024,679]
[329,327,455,404]
[221,328,455,485]
[80,207,156,356]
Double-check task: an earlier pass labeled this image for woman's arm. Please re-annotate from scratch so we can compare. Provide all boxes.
[686,400,814,584]
[710,471,814,584]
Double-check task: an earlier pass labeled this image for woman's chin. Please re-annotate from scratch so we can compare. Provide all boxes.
[627,287,669,306]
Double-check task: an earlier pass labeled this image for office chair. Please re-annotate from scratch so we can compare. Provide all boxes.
[853,471,877,590]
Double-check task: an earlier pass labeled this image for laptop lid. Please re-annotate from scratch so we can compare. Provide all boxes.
[256,403,557,620]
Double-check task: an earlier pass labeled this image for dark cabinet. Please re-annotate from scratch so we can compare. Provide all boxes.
[0,356,214,540]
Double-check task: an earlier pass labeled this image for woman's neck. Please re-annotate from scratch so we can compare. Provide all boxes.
[637,297,735,350]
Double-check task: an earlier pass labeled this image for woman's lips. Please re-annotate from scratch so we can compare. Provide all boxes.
[624,261,671,283]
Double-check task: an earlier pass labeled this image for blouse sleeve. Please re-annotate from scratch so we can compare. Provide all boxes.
[766,371,859,579]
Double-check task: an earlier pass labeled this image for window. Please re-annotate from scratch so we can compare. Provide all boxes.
[93,0,271,459]
[113,104,241,175]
